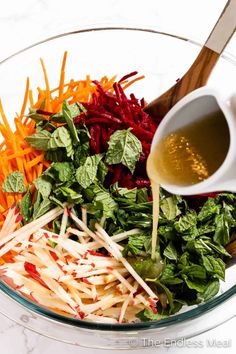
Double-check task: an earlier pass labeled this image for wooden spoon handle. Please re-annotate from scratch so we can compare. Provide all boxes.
[145,0,236,119]
[169,47,219,103]
[205,0,236,54]
[175,0,236,97]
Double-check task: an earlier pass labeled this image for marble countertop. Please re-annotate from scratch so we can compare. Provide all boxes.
[0,0,236,353]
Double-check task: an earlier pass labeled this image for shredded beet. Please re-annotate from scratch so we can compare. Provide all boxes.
[74,76,158,188]
[118,71,138,83]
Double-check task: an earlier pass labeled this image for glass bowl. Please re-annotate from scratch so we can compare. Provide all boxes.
[0,26,236,349]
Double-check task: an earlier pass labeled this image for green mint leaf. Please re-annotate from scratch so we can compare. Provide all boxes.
[52,162,75,182]
[167,301,184,315]
[62,101,79,144]
[33,197,52,219]
[218,193,236,202]
[206,241,231,258]
[2,171,26,193]
[111,182,137,202]
[49,195,64,209]
[155,280,174,311]
[25,130,51,151]
[40,167,58,180]
[33,191,41,216]
[67,102,86,117]
[180,264,207,280]
[157,225,175,243]
[20,189,32,221]
[136,309,167,322]
[198,279,220,301]
[127,212,152,229]
[52,218,62,234]
[122,234,147,257]
[136,188,149,203]
[74,149,87,166]
[105,128,142,173]
[160,196,181,220]
[179,252,190,267]
[27,108,46,122]
[48,126,74,158]
[97,160,108,184]
[45,148,69,162]
[49,112,67,123]
[186,238,214,255]
[181,226,199,242]
[121,200,152,213]
[49,103,86,124]
[213,213,230,245]
[197,224,216,236]
[76,154,104,189]
[34,176,52,198]
[174,210,197,233]
[182,275,207,293]
[74,143,90,167]
[201,255,225,280]
[78,126,90,143]
[57,186,83,204]
[198,198,220,222]
[163,241,178,261]
[93,184,118,219]
[159,264,183,285]
[75,102,87,113]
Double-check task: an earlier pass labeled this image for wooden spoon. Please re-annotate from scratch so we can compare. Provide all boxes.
[145,0,236,120]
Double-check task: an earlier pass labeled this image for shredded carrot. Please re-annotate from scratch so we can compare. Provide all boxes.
[22,160,32,184]
[26,154,44,169]
[29,89,34,107]
[20,77,30,119]
[6,148,35,160]
[6,195,16,207]
[0,51,143,221]
[40,58,51,111]
[12,139,24,173]
[59,51,68,99]
[14,119,28,139]
[122,75,145,90]
[43,161,50,169]
[0,123,8,140]
[37,163,43,177]
[0,99,13,137]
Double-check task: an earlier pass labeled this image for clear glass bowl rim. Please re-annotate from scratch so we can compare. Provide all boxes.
[0,26,236,332]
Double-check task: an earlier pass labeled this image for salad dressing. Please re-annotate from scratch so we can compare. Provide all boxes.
[150,180,160,260]
[149,111,229,186]
[147,110,230,259]
[146,156,161,260]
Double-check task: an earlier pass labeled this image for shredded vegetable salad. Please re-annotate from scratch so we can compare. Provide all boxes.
[0,52,236,323]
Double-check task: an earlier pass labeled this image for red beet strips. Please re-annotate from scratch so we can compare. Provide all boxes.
[74,75,158,188]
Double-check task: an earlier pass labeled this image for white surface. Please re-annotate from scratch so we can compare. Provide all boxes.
[0,0,236,353]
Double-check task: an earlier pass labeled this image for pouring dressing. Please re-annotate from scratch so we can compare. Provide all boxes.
[147,87,236,260]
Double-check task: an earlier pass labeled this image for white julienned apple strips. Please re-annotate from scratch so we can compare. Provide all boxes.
[0,206,159,323]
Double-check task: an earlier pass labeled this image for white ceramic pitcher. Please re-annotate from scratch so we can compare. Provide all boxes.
[150,87,236,195]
